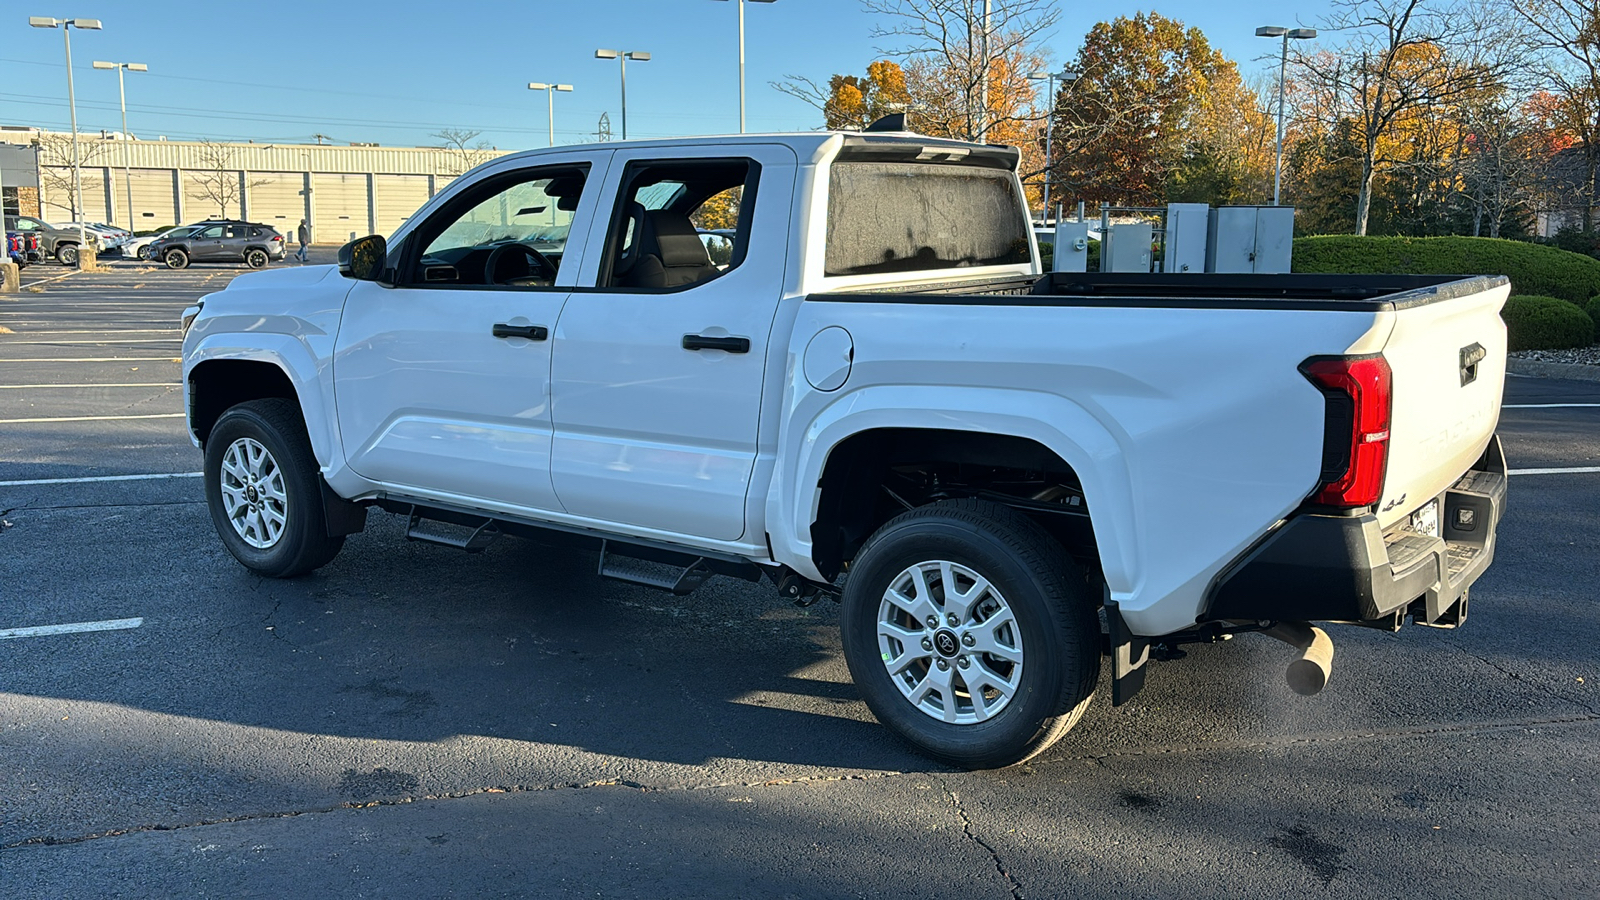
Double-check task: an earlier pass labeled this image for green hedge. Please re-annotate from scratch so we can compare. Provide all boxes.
[1586,296,1600,335]
[1502,295,1596,351]
[1294,235,1600,304]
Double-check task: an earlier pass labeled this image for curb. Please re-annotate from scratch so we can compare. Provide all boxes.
[1507,358,1600,383]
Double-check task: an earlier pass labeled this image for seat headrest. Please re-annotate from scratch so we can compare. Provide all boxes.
[639,210,711,269]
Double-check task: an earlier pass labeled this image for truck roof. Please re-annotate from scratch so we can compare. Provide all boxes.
[485,131,1020,170]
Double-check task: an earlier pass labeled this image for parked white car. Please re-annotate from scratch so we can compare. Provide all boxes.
[180,129,1509,769]
[54,222,123,251]
[124,225,199,259]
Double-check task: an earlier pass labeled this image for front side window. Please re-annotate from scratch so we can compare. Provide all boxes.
[195,225,224,239]
[410,166,589,288]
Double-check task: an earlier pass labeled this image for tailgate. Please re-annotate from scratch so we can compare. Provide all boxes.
[1376,278,1508,530]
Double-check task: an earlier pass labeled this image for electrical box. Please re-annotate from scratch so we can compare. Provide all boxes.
[1206,206,1295,274]
[1104,222,1153,273]
[1163,203,1209,274]
[1052,220,1090,272]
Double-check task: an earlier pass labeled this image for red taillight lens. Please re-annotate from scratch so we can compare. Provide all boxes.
[1301,355,1392,508]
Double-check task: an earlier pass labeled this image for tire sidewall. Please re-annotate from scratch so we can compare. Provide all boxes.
[246,249,268,268]
[204,403,324,577]
[58,244,78,266]
[165,249,188,269]
[841,513,1080,767]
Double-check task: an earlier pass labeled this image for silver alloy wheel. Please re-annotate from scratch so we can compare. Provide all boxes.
[876,559,1024,724]
[218,436,288,549]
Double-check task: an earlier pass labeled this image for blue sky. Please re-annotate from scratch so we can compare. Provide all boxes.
[1,1,1330,150]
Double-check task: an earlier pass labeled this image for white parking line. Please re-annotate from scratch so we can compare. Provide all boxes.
[0,357,180,363]
[1503,403,1600,409]
[0,412,183,424]
[0,382,180,389]
[6,339,180,345]
[1509,466,1600,475]
[2,330,177,335]
[0,471,200,487]
[18,271,77,289]
[0,618,144,640]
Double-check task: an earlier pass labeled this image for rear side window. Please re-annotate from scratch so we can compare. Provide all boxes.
[825,162,1030,277]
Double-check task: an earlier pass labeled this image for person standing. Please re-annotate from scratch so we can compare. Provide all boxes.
[296,219,310,263]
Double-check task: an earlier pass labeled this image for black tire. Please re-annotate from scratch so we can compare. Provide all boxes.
[164,248,189,269]
[245,248,269,269]
[57,243,78,266]
[840,498,1100,769]
[204,398,344,578]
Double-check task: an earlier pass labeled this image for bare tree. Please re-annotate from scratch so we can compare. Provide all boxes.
[188,139,270,220]
[1510,0,1600,230]
[432,128,497,177]
[862,0,1060,142]
[34,133,113,221]
[1295,0,1514,234]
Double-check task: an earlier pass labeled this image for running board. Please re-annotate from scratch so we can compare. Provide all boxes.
[597,541,714,595]
[406,507,501,552]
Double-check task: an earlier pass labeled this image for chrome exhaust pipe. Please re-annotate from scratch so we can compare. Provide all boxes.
[1263,622,1334,696]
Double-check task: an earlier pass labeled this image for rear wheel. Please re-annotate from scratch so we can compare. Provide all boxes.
[56,243,78,266]
[840,499,1100,769]
[245,248,269,269]
[204,398,345,578]
[164,248,189,269]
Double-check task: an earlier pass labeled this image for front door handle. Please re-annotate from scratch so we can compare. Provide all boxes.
[682,334,750,353]
[492,323,548,340]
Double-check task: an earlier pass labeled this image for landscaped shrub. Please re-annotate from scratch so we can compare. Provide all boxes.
[1501,295,1596,351]
[1586,296,1600,336]
[1294,235,1600,304]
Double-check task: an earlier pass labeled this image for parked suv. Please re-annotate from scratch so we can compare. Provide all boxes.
[4,215,97,265]
[150,220,286,269]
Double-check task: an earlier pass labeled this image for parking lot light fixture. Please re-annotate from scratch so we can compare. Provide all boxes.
[93,60,147,230]
[710,0,777,134]
[1257,24,1318,206]
[30,15,102,267]
[1026,68,1078,222]
[596,49,650,140]
[528,82,573,148]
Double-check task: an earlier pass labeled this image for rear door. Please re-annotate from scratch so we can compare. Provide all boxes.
[548,144,796,541]
[1376,281,1509,529]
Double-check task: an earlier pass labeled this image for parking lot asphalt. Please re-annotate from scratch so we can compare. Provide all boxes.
[1,262,1597,898]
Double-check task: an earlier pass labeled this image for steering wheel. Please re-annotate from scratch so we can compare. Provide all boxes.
[483,242,557,286]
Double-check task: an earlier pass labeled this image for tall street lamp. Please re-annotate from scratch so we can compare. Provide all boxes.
[710,0,776,134]
[92,59,146,230]
[1256,25,1317,206]
[527,82,573,148]
[29,15,101,267]
[1027,69,1078,222]
[594,49,651,141]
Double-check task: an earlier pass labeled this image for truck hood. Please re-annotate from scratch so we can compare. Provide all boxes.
[220,264,342,291]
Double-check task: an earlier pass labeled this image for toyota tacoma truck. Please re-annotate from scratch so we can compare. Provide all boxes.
[181,128,1508,769]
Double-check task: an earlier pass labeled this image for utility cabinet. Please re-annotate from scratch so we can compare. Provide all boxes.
[1051,220,1091,272]
[1103,221,1153,273]
[1206,206,1294,274]
[1162,203,1210,274]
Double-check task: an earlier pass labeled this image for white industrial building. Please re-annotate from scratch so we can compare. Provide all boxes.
[2,128,514,243]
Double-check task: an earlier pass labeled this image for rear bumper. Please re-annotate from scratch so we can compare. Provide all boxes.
[1204,436,1506,628]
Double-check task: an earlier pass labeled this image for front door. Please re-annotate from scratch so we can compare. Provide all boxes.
[333,154,609,514]
[189,224,227,260]
[549,145,796,541]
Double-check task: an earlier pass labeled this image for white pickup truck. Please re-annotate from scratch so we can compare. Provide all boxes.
[181,129,1508,768]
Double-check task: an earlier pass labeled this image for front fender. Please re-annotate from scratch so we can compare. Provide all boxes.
[183,332,340,471]
[766,384,1140,598]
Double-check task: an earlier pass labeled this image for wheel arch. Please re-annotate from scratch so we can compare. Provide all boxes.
[185,340,336,469]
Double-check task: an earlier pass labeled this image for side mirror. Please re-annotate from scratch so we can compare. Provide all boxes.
[338,234,388,282]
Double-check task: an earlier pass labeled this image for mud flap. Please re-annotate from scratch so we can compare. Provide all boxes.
[1105,598,1150,706]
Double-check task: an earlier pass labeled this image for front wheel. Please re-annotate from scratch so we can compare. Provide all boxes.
[164,248,189,269]
[204,398,345,578]
[840,499,1101,769]
[57,243,79,266]
[245,248,269,269]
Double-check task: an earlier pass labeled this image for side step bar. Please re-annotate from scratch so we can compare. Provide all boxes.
[597,541,714,595]
[406,506,501,552]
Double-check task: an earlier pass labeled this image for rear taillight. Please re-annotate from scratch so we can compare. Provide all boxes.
[271,235,283,242]
[1301,355,1392,508]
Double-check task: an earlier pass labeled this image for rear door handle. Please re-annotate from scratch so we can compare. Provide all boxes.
[492,323,548,340]
[682,334,750,353]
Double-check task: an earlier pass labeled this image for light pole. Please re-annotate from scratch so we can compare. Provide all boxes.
[1027,69,1077,222]
[92,60,146,230]
[594,49,651,141]
[1256,25,1317,206]
[527,82,573,148]
[710,0,776,134]
[29,15,101,267]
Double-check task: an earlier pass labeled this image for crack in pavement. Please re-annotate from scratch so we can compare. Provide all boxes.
[1445,643,1600,716]
[943,783,1025,900]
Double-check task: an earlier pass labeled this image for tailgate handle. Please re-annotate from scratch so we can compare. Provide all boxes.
[1460,342,1486,386]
